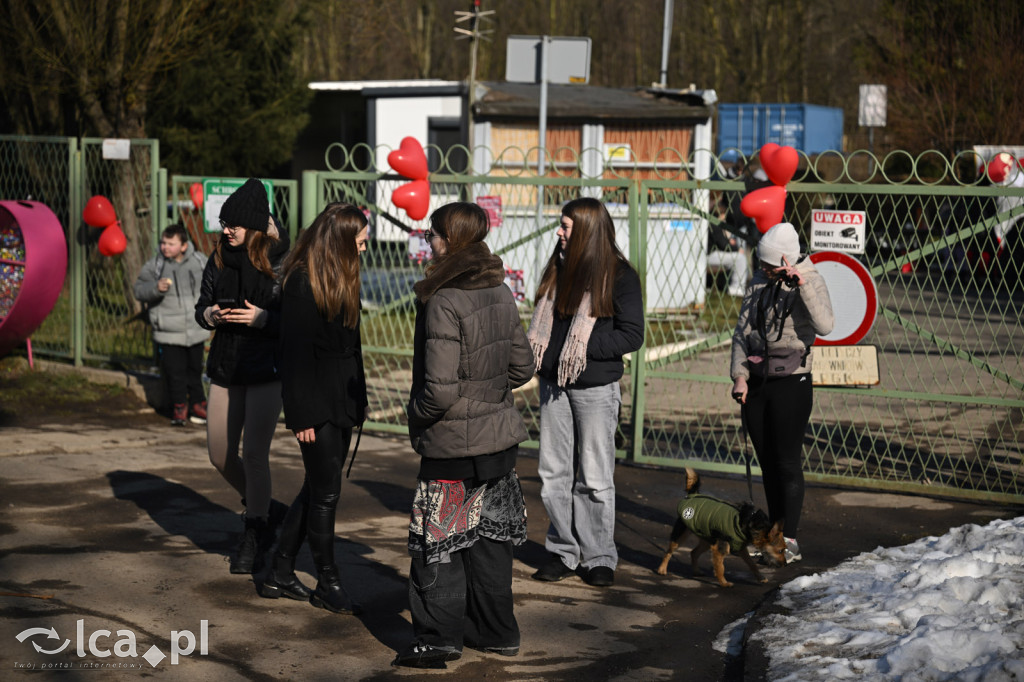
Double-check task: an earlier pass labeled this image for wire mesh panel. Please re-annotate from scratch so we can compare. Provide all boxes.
[0,136,77,359]
[79,139,160,369]
[316,145,1023,502]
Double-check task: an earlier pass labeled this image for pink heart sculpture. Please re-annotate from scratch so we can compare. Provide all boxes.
[393,180,430,221]
[388,137,428,181]
[740,185,787,233]
[760,144,798,187]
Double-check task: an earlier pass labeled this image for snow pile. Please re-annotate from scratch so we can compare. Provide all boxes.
[749,516,1024,681]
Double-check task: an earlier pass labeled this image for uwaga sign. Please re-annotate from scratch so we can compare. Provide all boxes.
[14,619,210,669]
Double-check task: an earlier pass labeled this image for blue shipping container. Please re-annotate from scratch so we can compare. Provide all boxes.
[718,103,843,157]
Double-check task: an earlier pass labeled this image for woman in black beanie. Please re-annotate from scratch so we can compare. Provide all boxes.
[195,178,290,574]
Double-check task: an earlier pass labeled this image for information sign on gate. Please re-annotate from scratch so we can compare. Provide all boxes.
[811,209,866,254]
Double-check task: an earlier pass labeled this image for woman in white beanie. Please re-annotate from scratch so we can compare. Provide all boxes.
[729,222,833,563]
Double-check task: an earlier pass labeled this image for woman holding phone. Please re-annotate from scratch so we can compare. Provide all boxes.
[729,222,832,564]
[195,178,290,575]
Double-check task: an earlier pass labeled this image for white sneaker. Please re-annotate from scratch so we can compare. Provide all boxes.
[784,537,802,563]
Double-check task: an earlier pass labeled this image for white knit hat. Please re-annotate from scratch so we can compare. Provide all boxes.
[758,222,800,266]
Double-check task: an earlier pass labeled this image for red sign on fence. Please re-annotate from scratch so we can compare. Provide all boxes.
[477,196,503,228]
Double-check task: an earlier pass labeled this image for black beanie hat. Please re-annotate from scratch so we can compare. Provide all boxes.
[220,178,270,233]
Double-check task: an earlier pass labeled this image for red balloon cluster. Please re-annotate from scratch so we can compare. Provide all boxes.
[82,195,127,256]
[740,143,799,233]
[388,137,430,221]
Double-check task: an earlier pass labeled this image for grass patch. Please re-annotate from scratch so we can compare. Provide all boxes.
[0,355,142,426]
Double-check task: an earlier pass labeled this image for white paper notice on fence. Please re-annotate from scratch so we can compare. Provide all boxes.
[102,139,131,160]
[811,209,866,254]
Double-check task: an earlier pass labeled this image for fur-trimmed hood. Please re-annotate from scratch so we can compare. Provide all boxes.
[413,241,505,303]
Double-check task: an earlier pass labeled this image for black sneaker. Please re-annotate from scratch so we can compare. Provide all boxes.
[582,565,615,587]
[392,644,461,669]
[531,555,575,582]
[466,644,519,657]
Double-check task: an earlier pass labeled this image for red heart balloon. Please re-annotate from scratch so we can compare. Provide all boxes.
[393,180,430,221]
[189,183,204,210]
[740,185,787,233]
[98,222,127,256]
[388,137,429,180]
[83,195,116,227]
[760,144,798,187]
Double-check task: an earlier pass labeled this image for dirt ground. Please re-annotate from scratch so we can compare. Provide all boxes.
[1,359,1021,681]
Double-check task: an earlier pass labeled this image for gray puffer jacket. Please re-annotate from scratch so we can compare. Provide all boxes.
[730,255,834,380]
[407,242,534,459]
[133,249,209,347]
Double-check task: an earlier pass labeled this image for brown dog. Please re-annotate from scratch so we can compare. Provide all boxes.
[655,468,786,587]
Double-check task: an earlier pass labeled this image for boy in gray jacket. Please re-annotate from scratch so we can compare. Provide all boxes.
[133,223,210,425]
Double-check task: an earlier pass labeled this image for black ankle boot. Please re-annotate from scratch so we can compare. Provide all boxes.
[229,516,268,574]
[260,553,311,600]
[310,565,362,615]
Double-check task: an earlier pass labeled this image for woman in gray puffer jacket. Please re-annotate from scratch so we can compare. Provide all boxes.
[730,222,833,565]
[395,202,534,670]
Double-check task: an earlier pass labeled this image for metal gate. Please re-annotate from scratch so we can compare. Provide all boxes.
[0,135,160,367]
[307,146,1024,504]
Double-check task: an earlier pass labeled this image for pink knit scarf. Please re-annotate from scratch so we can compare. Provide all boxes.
[527,290,596,387]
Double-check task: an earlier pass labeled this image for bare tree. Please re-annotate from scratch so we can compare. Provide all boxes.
[861,0,1024,155]
[0,0,225,313]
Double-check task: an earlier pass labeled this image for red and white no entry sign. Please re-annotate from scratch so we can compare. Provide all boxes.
[809,251,878,346]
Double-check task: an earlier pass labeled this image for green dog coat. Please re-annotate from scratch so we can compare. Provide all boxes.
[677,494,748,554]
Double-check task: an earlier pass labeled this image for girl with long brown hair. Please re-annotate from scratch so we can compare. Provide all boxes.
[259,202,369,614]
[527,197,644,588]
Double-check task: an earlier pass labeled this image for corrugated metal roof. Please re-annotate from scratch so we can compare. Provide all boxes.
[474,82,713,121]
[309,80,461,91]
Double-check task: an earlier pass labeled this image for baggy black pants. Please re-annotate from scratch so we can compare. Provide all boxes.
[408,537,519,652]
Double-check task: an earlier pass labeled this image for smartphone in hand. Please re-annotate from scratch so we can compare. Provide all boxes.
[216,298,239,309]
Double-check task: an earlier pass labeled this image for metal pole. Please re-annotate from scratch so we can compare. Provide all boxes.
[659,0,674,88]
[466,1,479,180]
[536,36,549,236]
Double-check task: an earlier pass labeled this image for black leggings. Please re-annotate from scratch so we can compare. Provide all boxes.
[276,422,353,569]
[743,373,812,538]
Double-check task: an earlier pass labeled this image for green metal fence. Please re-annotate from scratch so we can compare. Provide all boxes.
[2,134,1022,503]
[0,137,300,372]
[307,145,1024,504]
[0,135,161,367]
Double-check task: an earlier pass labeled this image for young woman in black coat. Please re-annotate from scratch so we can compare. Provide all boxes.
[259,202,369,614]
[195,178,290,575]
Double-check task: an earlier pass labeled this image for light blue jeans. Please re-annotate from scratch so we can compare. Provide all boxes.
[537,377,621,571]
